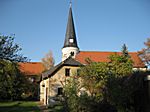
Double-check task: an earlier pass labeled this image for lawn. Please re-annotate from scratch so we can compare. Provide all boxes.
[0,101,41,112]
[48,105,64,112]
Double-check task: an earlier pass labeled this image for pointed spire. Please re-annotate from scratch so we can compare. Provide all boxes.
[63,4,78,48]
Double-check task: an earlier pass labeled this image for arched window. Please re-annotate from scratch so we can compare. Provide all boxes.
[70,52,74,56]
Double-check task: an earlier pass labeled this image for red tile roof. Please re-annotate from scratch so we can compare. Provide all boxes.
[75,51,146,68]
[19,62,45,76]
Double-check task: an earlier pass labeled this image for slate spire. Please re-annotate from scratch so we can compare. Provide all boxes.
[63,4,78,48]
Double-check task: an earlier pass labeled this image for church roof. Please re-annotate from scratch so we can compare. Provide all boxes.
[42,57,82,80]
[63,5,78,48]
[19,62,45,76]
[75,51,146,68]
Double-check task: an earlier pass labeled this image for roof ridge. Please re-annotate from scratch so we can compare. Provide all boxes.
[79,51,138,53]
[80,51,119,52]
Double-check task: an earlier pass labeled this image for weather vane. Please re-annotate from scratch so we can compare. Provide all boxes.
[70,0,72,7]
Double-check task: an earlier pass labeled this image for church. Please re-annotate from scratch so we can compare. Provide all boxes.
[39,4,146,105]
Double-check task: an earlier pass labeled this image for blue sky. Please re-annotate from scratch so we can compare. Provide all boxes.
[0,0,150,64]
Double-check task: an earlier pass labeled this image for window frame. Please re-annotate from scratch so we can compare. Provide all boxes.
[77,69,81,76]
[65,68,70,76]
[57,87,63,95]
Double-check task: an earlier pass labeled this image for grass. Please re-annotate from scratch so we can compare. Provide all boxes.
[0,101,41,112]
[48,105,65,112]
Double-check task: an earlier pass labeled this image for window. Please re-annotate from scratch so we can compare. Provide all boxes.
[65,68,70,76]
[70,52,74,56]
[58,87,63,95]
[69,39,74,43]
[77,69,81,76]
[42,84,45,87]
[28,77,35,82]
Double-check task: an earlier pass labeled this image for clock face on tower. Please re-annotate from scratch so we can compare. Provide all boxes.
[69,39,74,43]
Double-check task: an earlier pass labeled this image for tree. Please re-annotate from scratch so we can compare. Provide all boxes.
[138,38,150,66]
[41,50,55,70]
[0,59,27,100]
[0,35,28,62]
[0,35,28,100]
[63,45,136,112]
[68,47,133,112]
[122,44,130,58]
[106,46,134,112]
[63,77,81,112]
[63,52,133,111]
[108,54,133,78]
[80,62,109,98]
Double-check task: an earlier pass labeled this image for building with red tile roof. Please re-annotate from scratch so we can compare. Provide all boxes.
[75,51,146,68]
[19,62,45,76]
[39,4,147,105]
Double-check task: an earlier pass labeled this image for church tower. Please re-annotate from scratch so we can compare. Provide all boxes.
[62,4,79,61]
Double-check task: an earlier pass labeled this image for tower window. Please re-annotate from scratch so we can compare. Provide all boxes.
[58,87,63,95]
[70,52,74,56]
[69,39,74,43]
[65,68,70,76]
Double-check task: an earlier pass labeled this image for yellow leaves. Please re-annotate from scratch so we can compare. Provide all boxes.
[41,50,55,70]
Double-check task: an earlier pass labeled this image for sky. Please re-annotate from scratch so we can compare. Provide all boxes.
[0,0,150,64]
